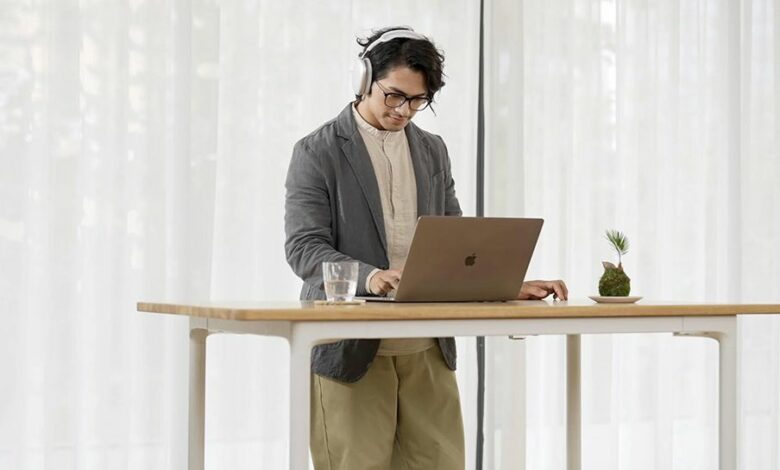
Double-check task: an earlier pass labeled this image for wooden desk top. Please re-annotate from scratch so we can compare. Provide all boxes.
[137,299,780,322]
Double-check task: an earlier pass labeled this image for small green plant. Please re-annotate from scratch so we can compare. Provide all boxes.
[599,229,631,296]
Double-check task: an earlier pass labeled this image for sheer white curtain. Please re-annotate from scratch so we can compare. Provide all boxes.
[484,0,780,469]
[0,1,480,469]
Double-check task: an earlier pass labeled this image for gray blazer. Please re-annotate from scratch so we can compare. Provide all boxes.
[284,103,462,383]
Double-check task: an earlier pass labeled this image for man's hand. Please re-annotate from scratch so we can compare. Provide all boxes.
[369,269,403,296]
[518,279,569,300]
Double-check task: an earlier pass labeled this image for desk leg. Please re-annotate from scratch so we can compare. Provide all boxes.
[189,328,208,470]
[289,334,312,470]
[716,319,740,470]
[678,317,740,470]
[566,335,581,470]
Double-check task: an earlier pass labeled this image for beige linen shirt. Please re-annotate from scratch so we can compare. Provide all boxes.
[352,105,436,356]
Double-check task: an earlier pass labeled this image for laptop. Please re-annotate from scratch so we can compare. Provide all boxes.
[358,216,543,302]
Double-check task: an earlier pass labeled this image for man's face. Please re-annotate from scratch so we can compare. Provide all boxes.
[361,66,428,131]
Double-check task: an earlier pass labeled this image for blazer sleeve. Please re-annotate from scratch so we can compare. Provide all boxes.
[284,140,377,294]
[439,136,463,217]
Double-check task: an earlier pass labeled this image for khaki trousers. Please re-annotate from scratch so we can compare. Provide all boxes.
[310,346,465,470]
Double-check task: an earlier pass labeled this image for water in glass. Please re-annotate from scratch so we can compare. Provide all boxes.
[324,279,357,302]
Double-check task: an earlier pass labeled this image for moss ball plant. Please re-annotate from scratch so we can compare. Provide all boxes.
[598,230,631,296]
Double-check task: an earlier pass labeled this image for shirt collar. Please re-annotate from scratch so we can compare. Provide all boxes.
[352,103,404,141]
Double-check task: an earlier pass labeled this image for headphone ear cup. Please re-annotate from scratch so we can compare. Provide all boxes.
[361,58,372,96]
[351,57,372,97]
[351,58,366,96]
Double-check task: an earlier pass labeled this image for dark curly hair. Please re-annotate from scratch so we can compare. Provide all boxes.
[357,26,446,101]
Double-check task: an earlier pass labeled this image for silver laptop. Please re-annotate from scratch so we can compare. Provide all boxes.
[359,216,543,302]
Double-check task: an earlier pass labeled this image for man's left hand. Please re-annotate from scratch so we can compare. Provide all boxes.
[517,280,569,300]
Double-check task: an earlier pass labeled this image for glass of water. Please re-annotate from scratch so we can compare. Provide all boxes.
[322,261,358,302]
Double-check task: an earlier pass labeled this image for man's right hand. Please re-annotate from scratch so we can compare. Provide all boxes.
[369,269,402,296]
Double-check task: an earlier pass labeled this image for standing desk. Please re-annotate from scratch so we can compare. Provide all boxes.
[137,299,780,470]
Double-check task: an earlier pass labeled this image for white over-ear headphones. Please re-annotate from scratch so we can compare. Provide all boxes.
[351,29,427,98]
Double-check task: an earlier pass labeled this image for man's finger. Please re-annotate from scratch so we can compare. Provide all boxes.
[552,283,566,300]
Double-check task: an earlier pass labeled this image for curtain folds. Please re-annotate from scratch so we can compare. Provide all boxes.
[0,1,479,468]
[484,0,779,469]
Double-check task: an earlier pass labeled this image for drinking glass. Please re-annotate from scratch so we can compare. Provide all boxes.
[322,261,358,302]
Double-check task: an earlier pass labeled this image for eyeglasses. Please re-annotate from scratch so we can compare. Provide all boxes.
[374,81,431,111]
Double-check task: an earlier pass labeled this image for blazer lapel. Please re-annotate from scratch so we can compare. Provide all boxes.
[336,105,388,253]
[405,123,431,217]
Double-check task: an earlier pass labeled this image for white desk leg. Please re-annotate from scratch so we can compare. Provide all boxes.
[716,319,740,470]
[289,332,312,470]
[678,317,740,470]
[189,328,209,470]
[566,335,581,470]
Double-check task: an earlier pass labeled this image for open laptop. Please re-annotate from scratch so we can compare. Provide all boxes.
[358,216,543,302]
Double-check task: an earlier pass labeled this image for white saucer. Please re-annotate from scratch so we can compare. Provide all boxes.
[589,295,642,304]
[313,299,366,306]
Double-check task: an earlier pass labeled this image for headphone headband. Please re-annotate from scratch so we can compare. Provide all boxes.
[360,29,427,58]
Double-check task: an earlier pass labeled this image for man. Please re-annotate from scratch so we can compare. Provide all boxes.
[285,26,568,470]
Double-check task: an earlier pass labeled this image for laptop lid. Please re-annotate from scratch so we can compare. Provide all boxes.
[382,216,543,302]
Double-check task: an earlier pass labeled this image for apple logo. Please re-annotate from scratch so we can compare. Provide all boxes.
[464,253,477,267]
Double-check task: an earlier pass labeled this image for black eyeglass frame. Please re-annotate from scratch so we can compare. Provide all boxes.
[374,81,432,111]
